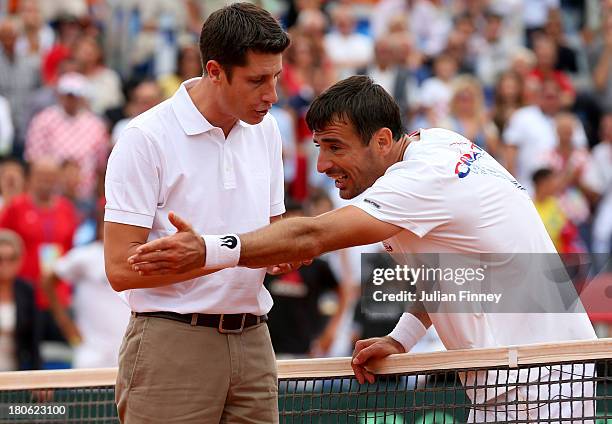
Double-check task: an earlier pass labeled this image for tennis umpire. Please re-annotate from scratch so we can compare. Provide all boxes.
[130,76,598,422]
[104,4,289,423]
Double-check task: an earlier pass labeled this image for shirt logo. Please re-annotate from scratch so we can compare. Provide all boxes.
[382,241,393,252]
[454,144,483,179]
[220,235,238,249]
[364,198,381,209]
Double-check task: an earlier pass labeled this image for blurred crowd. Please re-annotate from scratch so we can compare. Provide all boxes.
[0,0,611,371]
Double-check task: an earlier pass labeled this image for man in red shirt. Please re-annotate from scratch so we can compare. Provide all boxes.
[529,34,576,108]
[0,158,78,345]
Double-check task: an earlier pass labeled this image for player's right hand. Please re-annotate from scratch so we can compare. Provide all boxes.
[351,336,405,384]
[128,212,205,275]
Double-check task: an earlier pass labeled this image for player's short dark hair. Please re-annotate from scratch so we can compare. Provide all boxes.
[305,76,404,145]
[199,3,290,81]
[532,168,554,186]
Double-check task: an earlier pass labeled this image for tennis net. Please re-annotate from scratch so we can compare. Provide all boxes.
[0,338,609,423]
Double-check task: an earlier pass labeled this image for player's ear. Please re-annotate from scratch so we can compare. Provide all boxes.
[373,127,394,153]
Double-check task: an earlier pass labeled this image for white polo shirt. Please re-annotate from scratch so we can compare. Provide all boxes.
[354,128,595,346]
[105,78,285,314]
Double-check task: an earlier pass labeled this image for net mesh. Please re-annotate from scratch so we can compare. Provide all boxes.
[0,355,610,422]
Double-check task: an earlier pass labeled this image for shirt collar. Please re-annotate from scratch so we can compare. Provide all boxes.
[171,77,214,135]
[171,77,252,134]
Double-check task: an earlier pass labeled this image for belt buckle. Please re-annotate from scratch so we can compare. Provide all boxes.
[218,313,246,334]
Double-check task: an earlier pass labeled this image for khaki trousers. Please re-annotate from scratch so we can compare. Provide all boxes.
[116,314,278,424]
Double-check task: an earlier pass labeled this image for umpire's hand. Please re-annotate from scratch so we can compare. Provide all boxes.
[128,212,206,275]
[351,336,405,384]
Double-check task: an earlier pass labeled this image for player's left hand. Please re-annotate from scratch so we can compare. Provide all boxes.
[128,212,205,275]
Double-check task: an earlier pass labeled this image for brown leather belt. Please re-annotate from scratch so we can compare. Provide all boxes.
[134,311,267,334]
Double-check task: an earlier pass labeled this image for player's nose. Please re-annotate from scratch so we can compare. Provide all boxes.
[316,153,333,174]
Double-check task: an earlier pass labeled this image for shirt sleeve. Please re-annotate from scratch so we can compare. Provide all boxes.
[351,160,450,238]
[268,117,286,217]
[104,126,161,228]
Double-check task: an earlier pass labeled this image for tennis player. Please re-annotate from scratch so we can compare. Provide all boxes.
[129,76,597,422]
[104,3,289,423]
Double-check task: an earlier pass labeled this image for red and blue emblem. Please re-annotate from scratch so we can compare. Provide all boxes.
[454,143,483,179]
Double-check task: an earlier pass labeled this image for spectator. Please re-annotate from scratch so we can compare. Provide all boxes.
[73,36,124,115]
[523,0,560,45]
[440,75,501,157]
[475,9,517,91]
[324,5,374,79]
[294,7,327,51]
[15,0,55,60]
[588,112,612,256]
[23,57,81,137]
[360,36,418,126]
[0,17,40,154]
[0,158,78,362]
[25,72,109,201]
[282,31,333,99]
[370,0,410,40]
[0,95,13,156]
[446,12,478,73]
[492,71,524,133]
[529,33,576,108]
[532,167,582,253]
[510,46,537,82]
[0,229,40,370]
[0,158,25,211]
[547,112,599,246]
[588,8,612,114]
[264,199,347,358]
[41,14,82,86]
[416,52,458,126]
[504,78,587,192]
[543,8,578,74]
[111,80,164,145]
[42,204,130,368]
[409,0,452,58]
[158,43,203,99]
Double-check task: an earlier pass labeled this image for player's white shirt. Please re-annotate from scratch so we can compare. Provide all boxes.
[53,241,131,368]
[352,128,596,400]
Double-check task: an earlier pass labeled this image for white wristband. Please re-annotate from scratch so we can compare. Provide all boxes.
[202,234,241,269]
[388,313,427,353]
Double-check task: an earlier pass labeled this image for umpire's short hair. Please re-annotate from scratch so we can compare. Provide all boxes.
[199,2,290,81]
[306,76,404,146]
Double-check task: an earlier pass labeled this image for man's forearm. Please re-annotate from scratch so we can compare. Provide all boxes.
[109,265,216,291]
[239,216,326,268]
[109,243,218,291]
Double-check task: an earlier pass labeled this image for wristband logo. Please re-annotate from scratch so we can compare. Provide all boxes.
[220,235,238,249]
